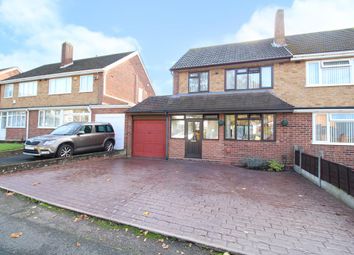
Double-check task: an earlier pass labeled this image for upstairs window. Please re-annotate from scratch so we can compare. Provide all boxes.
[188,72,209,93]
[4,84,14,98]
[79,75,94,92]
[225,66,272,90]
[49,77,72,95]
[307,59,353,86]
[19,81,37,97]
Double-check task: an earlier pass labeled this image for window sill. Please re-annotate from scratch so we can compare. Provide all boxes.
[305,83,354,88]
[79,90,93,93]
[37,127,56,129]
[18,95,37,98]
[6,127,26,129]
[312,141,354,146]
[3,97,13,99]
[48,92,72,95]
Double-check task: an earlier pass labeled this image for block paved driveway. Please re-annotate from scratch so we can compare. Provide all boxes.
[0,158,353,255]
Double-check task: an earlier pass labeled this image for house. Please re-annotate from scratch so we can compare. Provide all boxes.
[0,42,155,149]
[126,9,354,168]
[0,67,21,81]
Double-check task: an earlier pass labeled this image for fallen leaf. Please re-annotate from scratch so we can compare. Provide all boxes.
[241,187,246,190]
[143,230,149,236]
[75,242,81,247]
[10,232,23,238]
[73,214,89,222]
[125,228,128,232]
[5,192,14,196]
[143,211,150,217]
[158,238,164,243]
[106,178,111,182]
[32,182,41,186]
[162,243,169,249]
[188,243,192,248]
[223,252,230,255]
[143,238,147,242]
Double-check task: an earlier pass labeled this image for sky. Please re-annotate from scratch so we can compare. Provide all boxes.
[0,0,353,95]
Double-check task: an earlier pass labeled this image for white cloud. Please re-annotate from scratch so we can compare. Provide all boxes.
[0,0,139,70]
[232,0,354,42]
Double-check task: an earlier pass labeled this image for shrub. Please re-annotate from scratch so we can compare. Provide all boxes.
[242,157,268,170]
[267,160,285,172]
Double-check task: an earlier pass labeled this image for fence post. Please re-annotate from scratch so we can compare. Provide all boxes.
[318,151,324,187]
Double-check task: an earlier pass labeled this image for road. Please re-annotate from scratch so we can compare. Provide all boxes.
[0,191,216,255]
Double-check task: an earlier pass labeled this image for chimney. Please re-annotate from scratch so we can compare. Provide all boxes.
[61,42,73,67]
[273,9,286,47]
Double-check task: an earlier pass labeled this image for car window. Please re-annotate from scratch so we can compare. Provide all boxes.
[95,125,106,133]
[106,125,114,132]
[51,123,81,135]
[79,125,92,134]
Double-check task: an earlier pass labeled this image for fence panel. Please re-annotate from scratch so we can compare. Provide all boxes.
[301,153,318,177]
[294,150,300,166]
[350,170,354,196]
[320,159,330,182]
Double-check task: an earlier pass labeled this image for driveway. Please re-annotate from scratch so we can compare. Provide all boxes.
[0,158,353,255]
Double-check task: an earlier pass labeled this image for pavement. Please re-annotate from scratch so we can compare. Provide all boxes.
[0,157,353,255]
[0,154,43,166]
[0,190,216,255]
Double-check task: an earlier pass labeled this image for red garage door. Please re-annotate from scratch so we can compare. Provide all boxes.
[133,119,166,158]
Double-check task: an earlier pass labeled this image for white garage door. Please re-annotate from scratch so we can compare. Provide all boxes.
[95,114,125,150]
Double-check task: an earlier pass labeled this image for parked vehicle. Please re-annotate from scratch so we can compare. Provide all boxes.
[23,122,115,157]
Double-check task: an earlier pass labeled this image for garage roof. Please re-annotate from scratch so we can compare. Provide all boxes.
[127,92,294,114]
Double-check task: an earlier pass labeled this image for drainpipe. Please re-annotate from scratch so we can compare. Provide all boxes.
[25,109,29,140]
[165,112,169,160]
[87,106,92,122]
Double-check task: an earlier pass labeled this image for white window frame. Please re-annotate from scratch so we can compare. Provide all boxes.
[79,75,94,93]
[4,84,14,98]
[49,77,72,95]
[312,112,354,146]
[18,81,38,97]
[38,108,91,129]
[6,111,26,128]
[306,58,354,87]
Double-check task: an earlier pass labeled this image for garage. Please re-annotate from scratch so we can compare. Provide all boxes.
[95,114,125,150]
[133,119,166,158]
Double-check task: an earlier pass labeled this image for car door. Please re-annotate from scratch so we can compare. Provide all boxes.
[94,124,108,148]
[72,125,94,152]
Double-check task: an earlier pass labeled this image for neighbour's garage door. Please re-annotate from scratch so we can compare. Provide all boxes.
[95,114,125,150]
[133,119,166,158]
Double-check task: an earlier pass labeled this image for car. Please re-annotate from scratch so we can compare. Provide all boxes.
[23,122,115,158]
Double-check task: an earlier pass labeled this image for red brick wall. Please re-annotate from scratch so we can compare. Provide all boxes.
[6,128,26,141]
[28,110,53,138]
[167,113,354,168]
[104,54,155,104]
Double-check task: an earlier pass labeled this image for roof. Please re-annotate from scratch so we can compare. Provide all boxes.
[127,92,294,113]
[171,28,354,70]
[0,67,19,73]
[4,51,134,81]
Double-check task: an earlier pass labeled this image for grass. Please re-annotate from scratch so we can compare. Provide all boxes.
[0,143,23,152]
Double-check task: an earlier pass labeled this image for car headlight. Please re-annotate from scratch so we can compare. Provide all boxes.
[43,140,56,146]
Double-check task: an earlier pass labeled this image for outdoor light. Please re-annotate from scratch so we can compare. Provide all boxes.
[281,119,288,127]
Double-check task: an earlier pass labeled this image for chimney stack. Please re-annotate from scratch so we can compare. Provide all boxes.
[273,9,286,47]
[61,42,73,67]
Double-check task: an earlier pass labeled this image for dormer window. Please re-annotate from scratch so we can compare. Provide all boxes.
[306,59,353,86]
[225,66,273,91]
[188,72,209,93]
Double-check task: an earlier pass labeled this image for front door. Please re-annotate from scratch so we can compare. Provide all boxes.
[185,120,202,158]
[0,112,7,140]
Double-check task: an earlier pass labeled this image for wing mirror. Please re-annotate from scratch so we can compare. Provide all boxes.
[77,130,85,135]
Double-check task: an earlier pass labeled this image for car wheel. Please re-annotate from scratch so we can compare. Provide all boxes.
[104,140,114,152]
[57,144,73,158]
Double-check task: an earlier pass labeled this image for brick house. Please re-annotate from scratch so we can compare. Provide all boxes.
[126,10,354,168]
[0,42,154,149]
[0,67,21,81]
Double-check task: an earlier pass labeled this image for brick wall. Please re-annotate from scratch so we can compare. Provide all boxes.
[0,69,20,81]
[173,58,354,108]
[0,73,103,108]
[104,55,155,104]
[6,128,26,141]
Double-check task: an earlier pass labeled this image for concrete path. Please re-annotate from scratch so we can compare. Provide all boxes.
[0,157,353,255]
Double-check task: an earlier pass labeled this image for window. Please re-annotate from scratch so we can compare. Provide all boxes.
[79,125,92,134]
[307,59,353,86]
[188,72,209,93]
[313,113,354,144]
[4,84,13,98]
[49,77,72,94]
[203,115,219,139]
[171,115,185,138]
[79,75,93,92]
[225,114,275,141]
[225,66,272,90]
[38,109,90,128]
[6,111,26,128]
[19,81,37,97]
[95,125,106,133]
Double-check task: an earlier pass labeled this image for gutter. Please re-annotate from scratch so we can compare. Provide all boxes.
[291,50,354,61]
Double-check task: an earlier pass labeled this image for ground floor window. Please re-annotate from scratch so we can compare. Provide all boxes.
[6,111,26,128]
[225,113,275,141]
[313,113,354,144]
[38,109,90,128]
[203,115,219,139]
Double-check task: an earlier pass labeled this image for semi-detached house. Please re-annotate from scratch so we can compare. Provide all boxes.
[126,10,354,168]
[0,42,155,149]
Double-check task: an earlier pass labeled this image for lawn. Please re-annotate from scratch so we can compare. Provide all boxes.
[0,143,23,152]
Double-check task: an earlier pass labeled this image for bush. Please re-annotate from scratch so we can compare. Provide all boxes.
[242,157,268,170]
[267,160,285,172]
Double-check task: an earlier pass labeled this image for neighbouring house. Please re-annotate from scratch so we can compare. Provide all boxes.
[0,42,155,150]
[126,9,354,168]
[0,67,21,81]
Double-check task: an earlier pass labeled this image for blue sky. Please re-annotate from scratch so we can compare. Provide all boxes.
[0,0,353,95]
